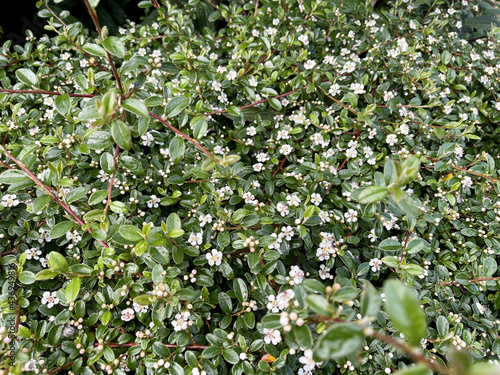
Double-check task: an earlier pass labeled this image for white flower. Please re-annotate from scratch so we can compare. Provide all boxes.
[368,228,378,242]
[276,289,295,309]
[25,248,42,260]
[369,258,382,272]
[461,176,473,188]
[476,302,487,314]
[247,126,257,136]
[344,209,358,223]
[227,70,237,80]
[280,144,293,155]
[172,312,190,331]
[319,210,330,224]
[263,328,282,345]
[41,291,59,308]
[319,264,331,279]
[133,302,148,314]
[286,194,301,207]
[299,349,321,371]
[199,214,213,227]
[277,202,290,216]
[386,134,398,146]
[147,195,161,208]
[267,295,280,312]
[141,132,155,146]
[289,265,304,284]
[212,81,222,91]
[39,257,48,268]
[346,148,358,158]
[206,249,223,266]
[350,83,365,94]
[248,77,258,87]
[121,308,135,322]
[304,60,316,70]
[1,194,20,207]
[329,83,340,96]
[311,193,322,206]
[298,34,309,45]
[188,232,203,246]
[495,102,500,111]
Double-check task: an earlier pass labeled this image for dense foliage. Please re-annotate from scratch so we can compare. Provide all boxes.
[1,0,500,374]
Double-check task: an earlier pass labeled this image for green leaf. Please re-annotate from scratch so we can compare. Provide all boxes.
[0,170,31,184]
[54,94,71,116]
[379,238,402,251]
[50,221,76,239]
[360,282,381,318]
[305,294,334,317]
[121,98,149,118]
[165,96,190,118]
[118,225,143,242]
[168,228,185,238]
[269,98,282,111]
[192,116,208,139]
[110,201,127,214]
[101,36,126,58]
[218,292,233,314]
[134,240,149,256]
[208,10,221,22]
[32,195,51,213]
[222,348,239,364]
[65,277,81,302]
[233,278,248,303]
[35,269,60,281]
[397,156,421,187]
[19,271,36,284]
[16,68,38,87]
[169,137,185,159]
[201,157,216,172]
[83,43,106,57]
[351,186,388,204]
[294,324,313,349]
[315,324,364,360]
[383,279,427,345]
[111,120,132,150]
[133,295,156,306]
[87,131,113,150]
[436,315,449,338]
[48,251,69,272]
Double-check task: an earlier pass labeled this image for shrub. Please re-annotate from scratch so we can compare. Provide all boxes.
[1,0,500,374]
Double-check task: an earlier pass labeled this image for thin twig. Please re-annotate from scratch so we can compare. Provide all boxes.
[204,0,220,10]
[83,0,124,93]
[42,2,108,72]
[439,276,500,287]
[149,112,220,162]
[272,157,287,177]
[254,0,260,18]
[369,330,450,374]
[0,145,109,248]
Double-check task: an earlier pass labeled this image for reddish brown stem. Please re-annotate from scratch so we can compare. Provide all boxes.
[83,0,123,93]
[370,330,450,374]
[439,276,500,287]
[272,157,287,177]
[0,145,109,248]
[0,160,12,169]
[149,112,220,162]
[0,89,95,97]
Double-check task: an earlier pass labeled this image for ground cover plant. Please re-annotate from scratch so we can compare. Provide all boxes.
[1,0,500,374]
